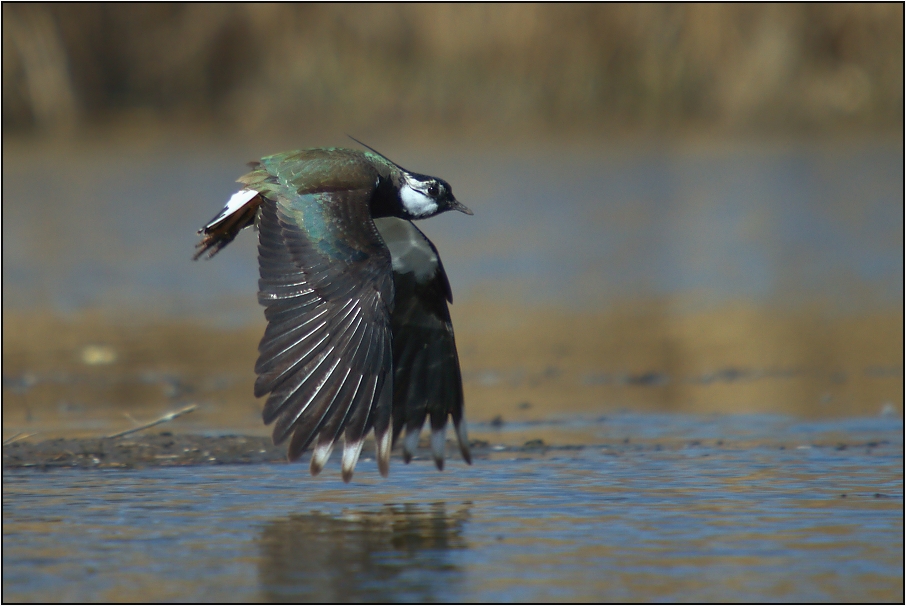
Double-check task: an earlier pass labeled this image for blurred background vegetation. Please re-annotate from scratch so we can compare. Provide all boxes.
[3,3,902,140]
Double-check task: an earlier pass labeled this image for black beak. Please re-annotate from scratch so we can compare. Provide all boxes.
[449,198,474,216]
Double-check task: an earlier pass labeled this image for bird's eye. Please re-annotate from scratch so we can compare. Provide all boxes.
[427,184,439,197]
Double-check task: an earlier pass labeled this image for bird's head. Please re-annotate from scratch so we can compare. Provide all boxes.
[398,171,473,220]
[350,136,473,220]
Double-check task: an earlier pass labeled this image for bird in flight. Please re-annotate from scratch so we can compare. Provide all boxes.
[195,142,473,481]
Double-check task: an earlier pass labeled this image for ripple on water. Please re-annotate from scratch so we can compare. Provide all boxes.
[3,413,903,602]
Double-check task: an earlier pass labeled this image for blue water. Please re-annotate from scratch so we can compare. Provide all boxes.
[2,141,902,320]
[4,414,902,602]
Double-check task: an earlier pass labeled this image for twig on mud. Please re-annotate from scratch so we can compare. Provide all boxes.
[3,432,38,446]
[105,404,198,439]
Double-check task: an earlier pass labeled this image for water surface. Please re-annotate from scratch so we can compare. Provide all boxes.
[4,414,902,602]
[2,139,902,316]
[2,139,902,601]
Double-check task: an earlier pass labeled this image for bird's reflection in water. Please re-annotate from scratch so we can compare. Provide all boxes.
[257,502,471,603]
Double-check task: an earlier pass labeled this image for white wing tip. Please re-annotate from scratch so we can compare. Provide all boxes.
[309,441,334,476]
[402,428,420,464]
[341,439,365,483]
[431,427,447,471]
[455,419,472,465]
[376,430,391,477]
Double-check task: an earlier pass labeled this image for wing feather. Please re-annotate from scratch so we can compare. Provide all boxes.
[253,187,394,474]
[373,218,470,468]
[266,300,364,439]
[256,299,355,381]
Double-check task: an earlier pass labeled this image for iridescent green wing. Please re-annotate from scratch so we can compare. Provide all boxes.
[250,150,395,481]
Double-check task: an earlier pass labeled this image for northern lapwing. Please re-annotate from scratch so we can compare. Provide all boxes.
[195,142,472,481]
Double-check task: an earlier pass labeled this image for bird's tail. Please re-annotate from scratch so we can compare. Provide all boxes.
[193,189,263,260]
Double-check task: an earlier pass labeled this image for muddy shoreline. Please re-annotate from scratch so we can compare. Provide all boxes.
[3,430,893,472]
[1,433,501,471]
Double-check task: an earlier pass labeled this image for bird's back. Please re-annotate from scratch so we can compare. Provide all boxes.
[244,148,392,197]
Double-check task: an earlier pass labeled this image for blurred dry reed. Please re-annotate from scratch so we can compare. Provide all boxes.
[3,4,902,138]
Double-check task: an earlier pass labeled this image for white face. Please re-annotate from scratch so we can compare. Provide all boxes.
[399,175,439,218]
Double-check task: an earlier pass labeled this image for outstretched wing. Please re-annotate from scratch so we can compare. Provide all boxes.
[256,184,395,482]
[374,218,471,470]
